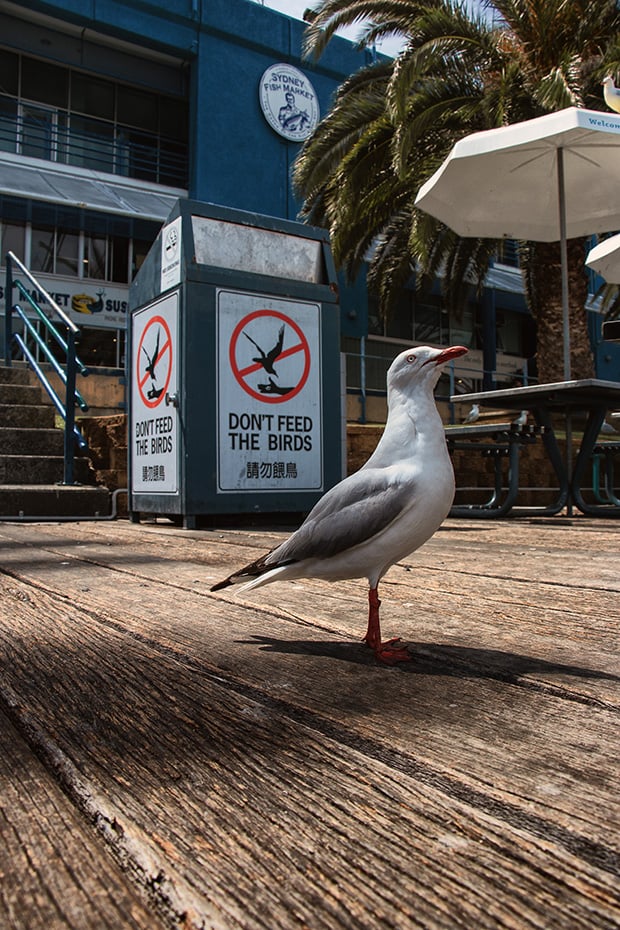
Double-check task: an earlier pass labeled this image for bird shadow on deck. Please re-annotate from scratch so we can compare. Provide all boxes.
[239,635,620,687]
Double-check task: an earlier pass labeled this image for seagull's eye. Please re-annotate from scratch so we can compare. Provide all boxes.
[406,354,416,363]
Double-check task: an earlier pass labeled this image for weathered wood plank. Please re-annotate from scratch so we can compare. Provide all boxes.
[1,520,617,702]
[0,705,166,930]
[0,570,618,929]
[43,515,620,591]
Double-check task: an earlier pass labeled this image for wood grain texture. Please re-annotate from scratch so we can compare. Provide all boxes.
[0,705,167,930]
[0,517,618,929]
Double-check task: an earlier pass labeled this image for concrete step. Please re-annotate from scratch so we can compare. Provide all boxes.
[0,403,56,429]
[0,365,33,385]
[0,427,65,456]
[0,455,93,485]
[0,383,46,406]
[0,485,111,518]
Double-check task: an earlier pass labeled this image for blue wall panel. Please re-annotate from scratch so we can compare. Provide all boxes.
[190,35,326,218]
[28,0,197,54]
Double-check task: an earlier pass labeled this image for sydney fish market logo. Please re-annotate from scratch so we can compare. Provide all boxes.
[259,63,319,142]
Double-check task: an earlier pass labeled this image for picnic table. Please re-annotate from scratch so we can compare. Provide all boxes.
[450,379,620,517]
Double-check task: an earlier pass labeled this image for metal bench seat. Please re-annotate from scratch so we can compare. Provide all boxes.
[445,422,544,517]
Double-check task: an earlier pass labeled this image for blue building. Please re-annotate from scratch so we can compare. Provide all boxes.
[0,0,614,417]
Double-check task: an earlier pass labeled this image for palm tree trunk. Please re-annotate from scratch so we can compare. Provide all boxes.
[525,238,594,384]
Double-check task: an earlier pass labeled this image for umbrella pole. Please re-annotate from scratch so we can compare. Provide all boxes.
[557,149,573,514]
[557,148,571,382]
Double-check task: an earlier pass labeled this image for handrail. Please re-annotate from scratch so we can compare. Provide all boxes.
[13,280,88,376]
[7,251,79,333]
[12,305,89,411]
[4,252,89,484]
[12,332,87,448]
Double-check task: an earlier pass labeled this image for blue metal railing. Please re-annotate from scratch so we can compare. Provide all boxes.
[0,100,189,188]
[4,251,89,484]
[345,349,535,424]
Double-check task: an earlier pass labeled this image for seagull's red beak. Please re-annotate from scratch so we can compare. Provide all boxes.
[427,345,468,366]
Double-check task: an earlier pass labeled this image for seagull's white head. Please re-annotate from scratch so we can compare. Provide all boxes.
[387,344,468,395]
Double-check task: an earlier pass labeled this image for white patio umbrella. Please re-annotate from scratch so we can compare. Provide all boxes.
[586,233,620,285]
[415,107,620,379]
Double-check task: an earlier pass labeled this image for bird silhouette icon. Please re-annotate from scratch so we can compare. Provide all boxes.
[243,325,285,376]
[142,328,160,380]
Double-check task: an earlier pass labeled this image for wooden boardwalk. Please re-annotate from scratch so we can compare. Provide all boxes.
[0,515,618,930]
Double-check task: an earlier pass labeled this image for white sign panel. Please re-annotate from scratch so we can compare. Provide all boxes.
[259,63,319,142]
[217,289,322,493]
[1,273,129,330]
[161,215,182,292]
[131,291,179,494]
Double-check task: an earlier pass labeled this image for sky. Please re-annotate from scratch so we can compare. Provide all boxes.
[255,0,407,58]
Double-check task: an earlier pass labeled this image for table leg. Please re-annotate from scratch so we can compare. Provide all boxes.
[530,406,569,515]
[571,406,620,516]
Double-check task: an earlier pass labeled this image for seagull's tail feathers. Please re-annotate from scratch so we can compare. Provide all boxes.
[210,556,296,592]
[238,564,293,592]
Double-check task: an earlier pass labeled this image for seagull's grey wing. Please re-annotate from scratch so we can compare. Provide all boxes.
[210,469,416,591]
[267,469,414,566]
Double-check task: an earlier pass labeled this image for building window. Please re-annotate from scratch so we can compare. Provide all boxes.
[1,220,25,260]
[20,103,57,159]
[1,212,157,284]
[30,226,79,276]
[56,231,79,276]
[0,48,188,188]
[30,225,55,273]
[0,95,17,154]
[78,326,125,369]
[21,56,68,108]
[496,240,520,268]
[35,319,125,370]
[66,115,115,172]
[496,308,526,356]
[84,234,107,280]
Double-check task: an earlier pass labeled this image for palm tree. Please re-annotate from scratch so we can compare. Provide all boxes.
[294,0,620,382]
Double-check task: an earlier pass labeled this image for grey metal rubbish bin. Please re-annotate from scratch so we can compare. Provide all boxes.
[128,199,343,528]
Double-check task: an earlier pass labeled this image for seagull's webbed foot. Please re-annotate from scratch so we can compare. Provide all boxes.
[363,587,412,665]
[373,639,413,665]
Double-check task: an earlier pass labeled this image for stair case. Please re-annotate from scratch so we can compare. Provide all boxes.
[2,250,112,519]
[0,366,110,517]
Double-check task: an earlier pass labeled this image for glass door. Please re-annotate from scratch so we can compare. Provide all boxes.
[19,103,57,160]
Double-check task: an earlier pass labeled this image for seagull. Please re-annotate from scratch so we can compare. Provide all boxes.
[462,403,479,424]
[512,410,528,426]
[603,76,620,114]
[211,344,468,665]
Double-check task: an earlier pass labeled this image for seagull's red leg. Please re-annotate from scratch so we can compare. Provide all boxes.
[363,587,411,665]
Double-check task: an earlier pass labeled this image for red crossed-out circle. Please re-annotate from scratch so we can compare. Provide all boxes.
[136,315,173,408]
[229,309,310,404]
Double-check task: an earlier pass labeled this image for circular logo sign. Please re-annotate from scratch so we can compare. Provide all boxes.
[259,63,320,142]
[164,224,178,261]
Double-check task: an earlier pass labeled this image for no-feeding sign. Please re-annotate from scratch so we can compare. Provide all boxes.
[217,289,322,492]
[131,291,179,494]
